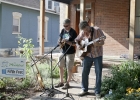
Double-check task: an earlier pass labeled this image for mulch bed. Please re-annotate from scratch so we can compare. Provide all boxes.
[0,87,43,100]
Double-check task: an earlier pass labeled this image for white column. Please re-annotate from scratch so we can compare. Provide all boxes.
[80,0,85,22]
[129,0,136,60]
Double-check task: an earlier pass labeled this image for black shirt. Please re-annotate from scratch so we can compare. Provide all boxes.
[59,28,77,54]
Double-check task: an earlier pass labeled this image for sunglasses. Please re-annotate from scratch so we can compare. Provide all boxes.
[63,25,69,27]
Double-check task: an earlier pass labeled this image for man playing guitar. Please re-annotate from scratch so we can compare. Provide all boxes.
[55,19,77,89]
[75,21,105,98]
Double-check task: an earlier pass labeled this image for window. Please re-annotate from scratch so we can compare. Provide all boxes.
[76,3,91,11]
[76,4,80,11]
[45,0,59,13]
[37,16,49,42]
[85,3,91,10]
[46,0,54,10]
[12,12,22,34]
[48,0,53,9]
[135,0,140,38]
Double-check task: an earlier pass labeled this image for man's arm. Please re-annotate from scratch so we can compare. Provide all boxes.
[93,28,105,46]
[75,31,84,49]
[94,40,104,46]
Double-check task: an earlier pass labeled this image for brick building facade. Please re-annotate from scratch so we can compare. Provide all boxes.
[64,0,140,57]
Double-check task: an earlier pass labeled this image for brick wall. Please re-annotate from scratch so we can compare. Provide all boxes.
[94,0,130,56]
[63,0,140,56]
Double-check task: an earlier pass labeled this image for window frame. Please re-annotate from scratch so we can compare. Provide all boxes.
[76,3,91,11]
[46,0,55,11]
[12,12,22,34]
[37,16,49,42]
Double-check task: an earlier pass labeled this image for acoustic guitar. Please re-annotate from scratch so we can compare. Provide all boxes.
[30,56,45,89]
[76,36,106,58]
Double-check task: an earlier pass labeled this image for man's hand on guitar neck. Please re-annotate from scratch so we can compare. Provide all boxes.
[93,40,104,46]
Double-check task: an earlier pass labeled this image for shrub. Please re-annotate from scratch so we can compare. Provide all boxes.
[102,61,140,99]
[0,80,6,88]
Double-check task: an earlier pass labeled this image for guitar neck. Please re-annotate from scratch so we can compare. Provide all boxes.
[87,38,100,46]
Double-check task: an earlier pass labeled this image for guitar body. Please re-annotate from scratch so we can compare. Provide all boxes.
[76,39,91,58]
[59,42,65,49]
[76,36,106,58]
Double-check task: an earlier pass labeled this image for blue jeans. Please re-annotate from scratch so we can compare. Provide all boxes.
[81,56,102,94]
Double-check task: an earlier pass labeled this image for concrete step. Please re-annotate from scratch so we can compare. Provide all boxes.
[103,56,127,67]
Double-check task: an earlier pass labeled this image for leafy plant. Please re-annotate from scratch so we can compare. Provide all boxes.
[17,35,34,61]
[0,93,6,100]
[12,94,25,100]
[40,61,60,79]
[102,61,140,99]
[0,80,6,88]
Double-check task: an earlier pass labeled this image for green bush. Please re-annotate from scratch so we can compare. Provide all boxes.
[102,61,140,99]
[17,35,34,61]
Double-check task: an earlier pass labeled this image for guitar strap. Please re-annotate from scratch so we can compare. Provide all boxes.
[87,27,94,53]
[89,27,94,41]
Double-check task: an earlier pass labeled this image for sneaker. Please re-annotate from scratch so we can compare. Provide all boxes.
[54,82,64,88]
[95,93,101,98]
[62,83,70,89]
[78,90,88,96]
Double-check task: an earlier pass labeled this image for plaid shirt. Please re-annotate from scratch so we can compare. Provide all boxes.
[75,26,105,58]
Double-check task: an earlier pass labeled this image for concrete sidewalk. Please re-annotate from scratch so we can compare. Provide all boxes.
[25,81,104,100]
[25,67,111,100]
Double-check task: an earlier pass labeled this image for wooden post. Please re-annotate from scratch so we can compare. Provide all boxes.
[129,0,136,60]
[80,0,85,22]
[39,0,45,55]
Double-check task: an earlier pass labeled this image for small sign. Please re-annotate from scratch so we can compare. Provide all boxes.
[0,58,26,78]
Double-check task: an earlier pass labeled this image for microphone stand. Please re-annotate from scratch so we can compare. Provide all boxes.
[40,45,64,97]
[52,42,76,71]
[60,43,75,100]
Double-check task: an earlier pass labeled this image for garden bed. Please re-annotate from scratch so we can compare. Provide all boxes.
[101,61,140,100]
